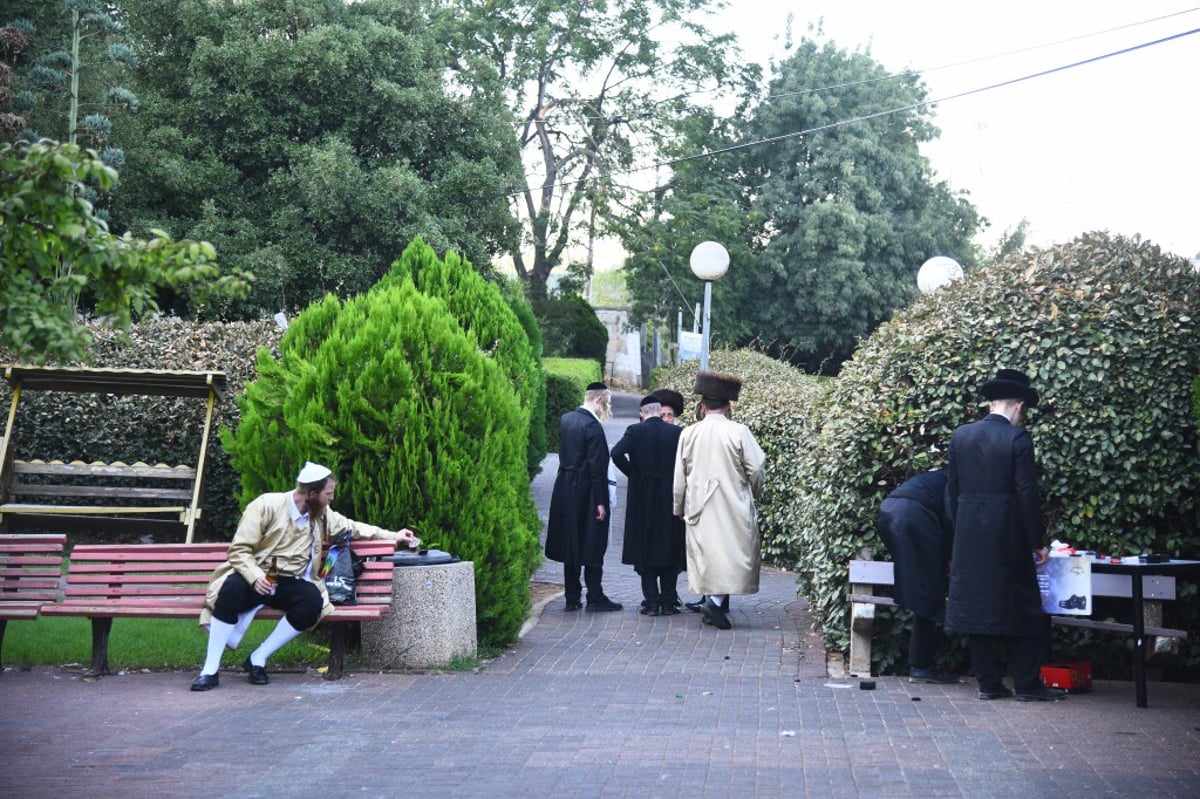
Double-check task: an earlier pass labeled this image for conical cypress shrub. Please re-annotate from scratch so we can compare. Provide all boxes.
[379,237,548,477]
[222,274,540,647]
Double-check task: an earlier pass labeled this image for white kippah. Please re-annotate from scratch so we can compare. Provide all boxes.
[296,461,332,484]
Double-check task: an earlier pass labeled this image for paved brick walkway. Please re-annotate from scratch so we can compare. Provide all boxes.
[1,392,1197,797]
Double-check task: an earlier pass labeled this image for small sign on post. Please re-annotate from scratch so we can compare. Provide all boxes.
[678,331,703,364]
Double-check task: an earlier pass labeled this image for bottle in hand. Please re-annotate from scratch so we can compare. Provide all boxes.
[265,556,279,595]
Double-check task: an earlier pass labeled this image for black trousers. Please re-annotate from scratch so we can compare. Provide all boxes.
[967,632,1043,692]
[563,563,603,603]
[909,615,936,668]
[639,569,679,605]
[213,573,322,631]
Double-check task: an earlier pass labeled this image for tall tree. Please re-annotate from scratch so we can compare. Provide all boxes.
[110,0,522,318]
[737,39,982,371]
[619,37,983,372]
[437,0,757,299]
[3,1,138,165]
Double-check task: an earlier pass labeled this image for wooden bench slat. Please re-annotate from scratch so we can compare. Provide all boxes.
[0,534,68,661]
[14,461,195,478]
[11,483,196,500]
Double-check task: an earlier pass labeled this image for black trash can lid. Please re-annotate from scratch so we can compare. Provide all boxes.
[380,548,460,566]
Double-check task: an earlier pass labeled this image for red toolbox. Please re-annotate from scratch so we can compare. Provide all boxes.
[1040,661,1092,693]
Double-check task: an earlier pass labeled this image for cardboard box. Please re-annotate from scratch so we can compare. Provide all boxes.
[1041,661,1092,692]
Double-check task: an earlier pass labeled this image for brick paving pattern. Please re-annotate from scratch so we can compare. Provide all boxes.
[1,392,1197,797]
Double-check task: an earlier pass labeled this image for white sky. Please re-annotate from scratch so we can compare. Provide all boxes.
[708,1,1200,259]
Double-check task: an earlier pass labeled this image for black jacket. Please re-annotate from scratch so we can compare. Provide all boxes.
[944,414,1045,636]
[875,469,952,622]
[611,416,684,571]
[545,407,611,566]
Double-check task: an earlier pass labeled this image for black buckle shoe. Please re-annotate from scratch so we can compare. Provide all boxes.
[586,597,623,612]
[244,656,269,686]
[700,599,732,630]
[190,672,219,691]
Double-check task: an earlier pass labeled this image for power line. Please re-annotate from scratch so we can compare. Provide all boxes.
[499,24,1199,201]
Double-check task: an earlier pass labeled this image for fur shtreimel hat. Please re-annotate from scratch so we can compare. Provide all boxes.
[653,388,685,417]
[980,368,1039,407]
[693,371,742,402]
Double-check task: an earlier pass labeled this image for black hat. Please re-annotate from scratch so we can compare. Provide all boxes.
[693,371,742,402]
[586,381,608,392]
[980,369,1039,407]
[653,389,685,417]
[639,394,660,408]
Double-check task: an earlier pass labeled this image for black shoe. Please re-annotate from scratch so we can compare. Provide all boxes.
[190,672,219,691]
[909,666,961,684]
[639,602,662,617]
[660,603,681,616]
[684,599,706,613]
[978,686,1013,700]
[1015,686,1067,702]
[244,656,269,686]
[564,599,582,612]
[586,597,623,612]
[701,598,731,630]
[1058,594,1087,610]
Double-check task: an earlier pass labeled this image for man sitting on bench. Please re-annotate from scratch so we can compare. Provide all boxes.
[191,461,416,691]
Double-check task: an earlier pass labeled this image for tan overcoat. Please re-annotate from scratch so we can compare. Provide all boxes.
[199,491,402,629]
[672,413,766,596]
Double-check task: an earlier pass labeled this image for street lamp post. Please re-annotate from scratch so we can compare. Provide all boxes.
[689,241,730,371]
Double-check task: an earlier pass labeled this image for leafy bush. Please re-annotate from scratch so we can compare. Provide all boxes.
[378,238,547,479]
[790,232,1200,678]
[0,316,281,542]
[536,294,608,365]
[651,349,828,563]
[543,357,602,452]
[222,266,541,648]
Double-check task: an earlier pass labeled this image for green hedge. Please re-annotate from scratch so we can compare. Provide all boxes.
[789,232,1200,679]
[543,357,601,452]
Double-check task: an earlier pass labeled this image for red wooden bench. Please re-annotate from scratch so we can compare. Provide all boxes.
[0,533,67,667]
[41,540,398,679]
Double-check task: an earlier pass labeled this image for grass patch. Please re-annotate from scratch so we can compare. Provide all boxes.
[3,615,337,671]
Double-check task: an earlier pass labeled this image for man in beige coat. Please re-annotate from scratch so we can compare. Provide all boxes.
[191,461,416,691]
[672,371,766,630]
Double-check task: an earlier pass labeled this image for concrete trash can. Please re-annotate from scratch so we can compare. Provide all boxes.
[361,550,477,669]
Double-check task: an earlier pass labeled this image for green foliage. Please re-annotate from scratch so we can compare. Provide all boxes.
[652,348,827,563]
[543,358,602,453]
[222,269,541,648]
[0,316,281,543]
[437,0,758,297]
[619,39,982,373]
[0,139,248,365]
[536,294,608,365]
[108,0,522,319]
[790,232,1200,676]
[377,238,547,478]
[498,277,548,475]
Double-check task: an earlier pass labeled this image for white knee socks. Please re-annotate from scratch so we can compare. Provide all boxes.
[249,617,303,668]
[201,618,235,675]
[226,605,263,650]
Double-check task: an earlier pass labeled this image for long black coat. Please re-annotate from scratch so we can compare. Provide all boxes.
[611,416,684,571]
[545,407,611,566]
[944,414,1045,636]
[875,469,952,622]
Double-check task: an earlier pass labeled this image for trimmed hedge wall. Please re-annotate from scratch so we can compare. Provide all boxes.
[543,357,602,452]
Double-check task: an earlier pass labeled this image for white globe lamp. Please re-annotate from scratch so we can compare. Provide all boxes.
[917,256,963,295]
[689,241,730,370]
